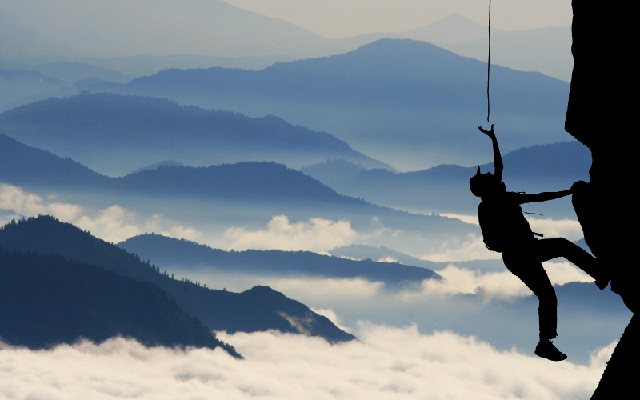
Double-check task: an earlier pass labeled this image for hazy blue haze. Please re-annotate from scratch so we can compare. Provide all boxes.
[78,39,571,171]
[0,93,391,175]
[302,141,591,218]
[0,4,622,393]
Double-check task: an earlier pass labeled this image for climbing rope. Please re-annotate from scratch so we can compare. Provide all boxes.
[486,0,491,123]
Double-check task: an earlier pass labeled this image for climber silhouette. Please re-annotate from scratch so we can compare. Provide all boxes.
[470,124,610,362]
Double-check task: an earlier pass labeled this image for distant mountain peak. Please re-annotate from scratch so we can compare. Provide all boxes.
[274,38,459,73]
[405,13,498,45]
[357,37,444,52]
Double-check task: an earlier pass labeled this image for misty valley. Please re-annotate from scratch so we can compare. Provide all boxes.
[0,5,629,399]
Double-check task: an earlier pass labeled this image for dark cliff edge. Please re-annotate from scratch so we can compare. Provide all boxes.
[565,3,638,398]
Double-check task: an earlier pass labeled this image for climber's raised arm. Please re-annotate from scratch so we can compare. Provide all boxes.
[478,124,502,182]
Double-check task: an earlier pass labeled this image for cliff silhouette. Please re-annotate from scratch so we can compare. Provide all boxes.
[565,4,638,398]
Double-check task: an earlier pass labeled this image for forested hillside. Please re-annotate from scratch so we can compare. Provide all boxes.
[0,247,240,356]
[0,93,390,174]
[117,233,441,284]
[0,216,356,343]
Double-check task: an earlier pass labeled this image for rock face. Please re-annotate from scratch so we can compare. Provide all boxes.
[565,3,638,398]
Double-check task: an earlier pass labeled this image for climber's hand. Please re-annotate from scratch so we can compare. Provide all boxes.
[570,180,588,194]
[478,124,495,138]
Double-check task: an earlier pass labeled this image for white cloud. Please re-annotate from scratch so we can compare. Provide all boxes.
[441,213,480,225]
[0,324,609,400]
[526,218,585,242]
[0,184,201,244]
[397,261,595,302]
[270,276,384,302]
[421,233,501,262]
[543,261,594,286]
[221,215,358,252]
[143,213,203,242]
[75,205,140,244]
[398,265,532,302]
[0,183,82,222]
[588,341,618,370]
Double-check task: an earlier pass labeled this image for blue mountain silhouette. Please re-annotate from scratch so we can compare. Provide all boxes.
[77,38,571,170]
[117,233,441,285]
[0,93,392,175]
[0,216,356,344]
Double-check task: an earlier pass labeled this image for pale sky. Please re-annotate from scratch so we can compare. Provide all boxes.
[2,0,573,40]
[221,0,573,37]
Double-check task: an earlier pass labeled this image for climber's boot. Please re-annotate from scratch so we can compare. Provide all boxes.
[535,340,567,362]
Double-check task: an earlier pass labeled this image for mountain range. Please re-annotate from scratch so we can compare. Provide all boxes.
[116,233,441,285]
[301,141,592,217]
[78,38,572,171]
[0,93,392,175]
[0,216,356,344]
[0,133,109,187]
[0,132,479,260]
[0,126,590,228]
[0,132,362,204]
[3,9,570,81]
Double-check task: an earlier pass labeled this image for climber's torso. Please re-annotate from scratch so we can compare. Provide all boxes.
[478,191,535,252]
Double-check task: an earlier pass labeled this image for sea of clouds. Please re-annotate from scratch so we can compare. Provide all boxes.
[0,183,626,398]
[171,261,627,368]
[0,184,599,310]
[0,323,613,400]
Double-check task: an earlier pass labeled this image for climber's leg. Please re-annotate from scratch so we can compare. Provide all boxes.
[536,237,609,289]
[502,251,558,341]
[502,250,566,361]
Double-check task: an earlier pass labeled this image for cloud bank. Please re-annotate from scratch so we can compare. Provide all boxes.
[0,324,610,400]
[526,217,585,242]
[0,184,202,244]
[221,214,358,252]
[421,233,501,262]
[399,262,595,302]
[0,183,82,222]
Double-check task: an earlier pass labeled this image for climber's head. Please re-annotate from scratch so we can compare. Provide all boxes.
[470,166,505,198]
